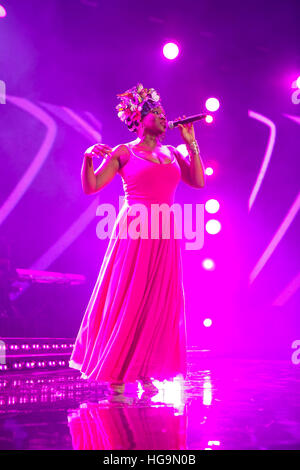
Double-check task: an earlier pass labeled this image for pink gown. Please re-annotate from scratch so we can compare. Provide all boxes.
[69,141,187,383]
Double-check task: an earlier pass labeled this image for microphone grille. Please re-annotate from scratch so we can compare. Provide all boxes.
[167,121,174,129]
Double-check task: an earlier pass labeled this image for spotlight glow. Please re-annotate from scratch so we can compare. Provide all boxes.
[176,144,189,157]
[163,42,179,60]
[205,115,213,123]
[202,258,215,270]
[203,318,212,327]
[205,98,220,112]
[296,76,300,89]
[205,199,220,214]
[0,5,6,18]
[205,167,214,175]
[205,219,221,234]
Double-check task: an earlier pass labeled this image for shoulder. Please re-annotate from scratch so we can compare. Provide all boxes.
[111,143,131,157]
[111,143,131,170]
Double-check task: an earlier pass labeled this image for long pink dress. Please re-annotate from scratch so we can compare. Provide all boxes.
[69,141,187,383]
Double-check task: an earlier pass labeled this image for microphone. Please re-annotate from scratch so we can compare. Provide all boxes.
[167,113,208,129]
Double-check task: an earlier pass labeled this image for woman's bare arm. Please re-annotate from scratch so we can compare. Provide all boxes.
[81,155,96,194]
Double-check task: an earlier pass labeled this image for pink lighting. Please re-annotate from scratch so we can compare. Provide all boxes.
[205,98,220,112]
[0,4,6,18]
[205,199,220,214]
[205,167,214,175]
[205,115,213,123]
[163,42,179,60]
[205,219,221,235]
[203,318,212,327]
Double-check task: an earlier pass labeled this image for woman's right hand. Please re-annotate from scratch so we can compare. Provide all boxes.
[84,143,113,159]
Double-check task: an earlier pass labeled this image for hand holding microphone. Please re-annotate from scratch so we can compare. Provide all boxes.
[167,113,208,129]
[172,114,196,144]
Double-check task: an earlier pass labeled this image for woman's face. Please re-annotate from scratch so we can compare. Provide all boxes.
[140,105,167,136]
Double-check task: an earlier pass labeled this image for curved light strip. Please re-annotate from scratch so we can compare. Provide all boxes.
[248,110,276,212]
[62,106,102,141]
[84,111,104,131]
[249,191,300,284]
[268,112,300,301]
[0,95,57,226]
[4,99,107,300]
[38,101,103,143]
[11,196,100,300]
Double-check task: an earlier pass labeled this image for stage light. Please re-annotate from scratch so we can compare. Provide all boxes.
[203,379,212,405]
[202,258,215,270]
[176,144,189,157]
[205,115,213,123]
[205,199,220,214]
[206,219,221,234]
[296,76,300,88]
[163,42,179,60]
[0,5,6,18]
[205,98,220,112]
[208,441,221,446]
[205,167,214,175]
[203,318,212,327]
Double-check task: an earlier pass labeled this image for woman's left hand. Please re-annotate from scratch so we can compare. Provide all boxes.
[174,115,195,144]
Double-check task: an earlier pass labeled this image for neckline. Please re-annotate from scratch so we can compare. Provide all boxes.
[129,143,176,165]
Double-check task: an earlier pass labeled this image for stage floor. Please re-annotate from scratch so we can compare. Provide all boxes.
[0,352,300,450]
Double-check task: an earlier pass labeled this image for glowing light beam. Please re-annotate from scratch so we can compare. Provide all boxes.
[0,96,57,226]
[11,196,101,300]
[248,110,276,212]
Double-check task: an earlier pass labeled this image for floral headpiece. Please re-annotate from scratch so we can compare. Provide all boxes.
[116,83,162,133]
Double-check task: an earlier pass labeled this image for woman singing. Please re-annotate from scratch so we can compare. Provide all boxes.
[69,83,206,395]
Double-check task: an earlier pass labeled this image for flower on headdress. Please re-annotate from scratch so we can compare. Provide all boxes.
[150,90,160,102]
[116,83,162,132]
[140,89,148,100]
